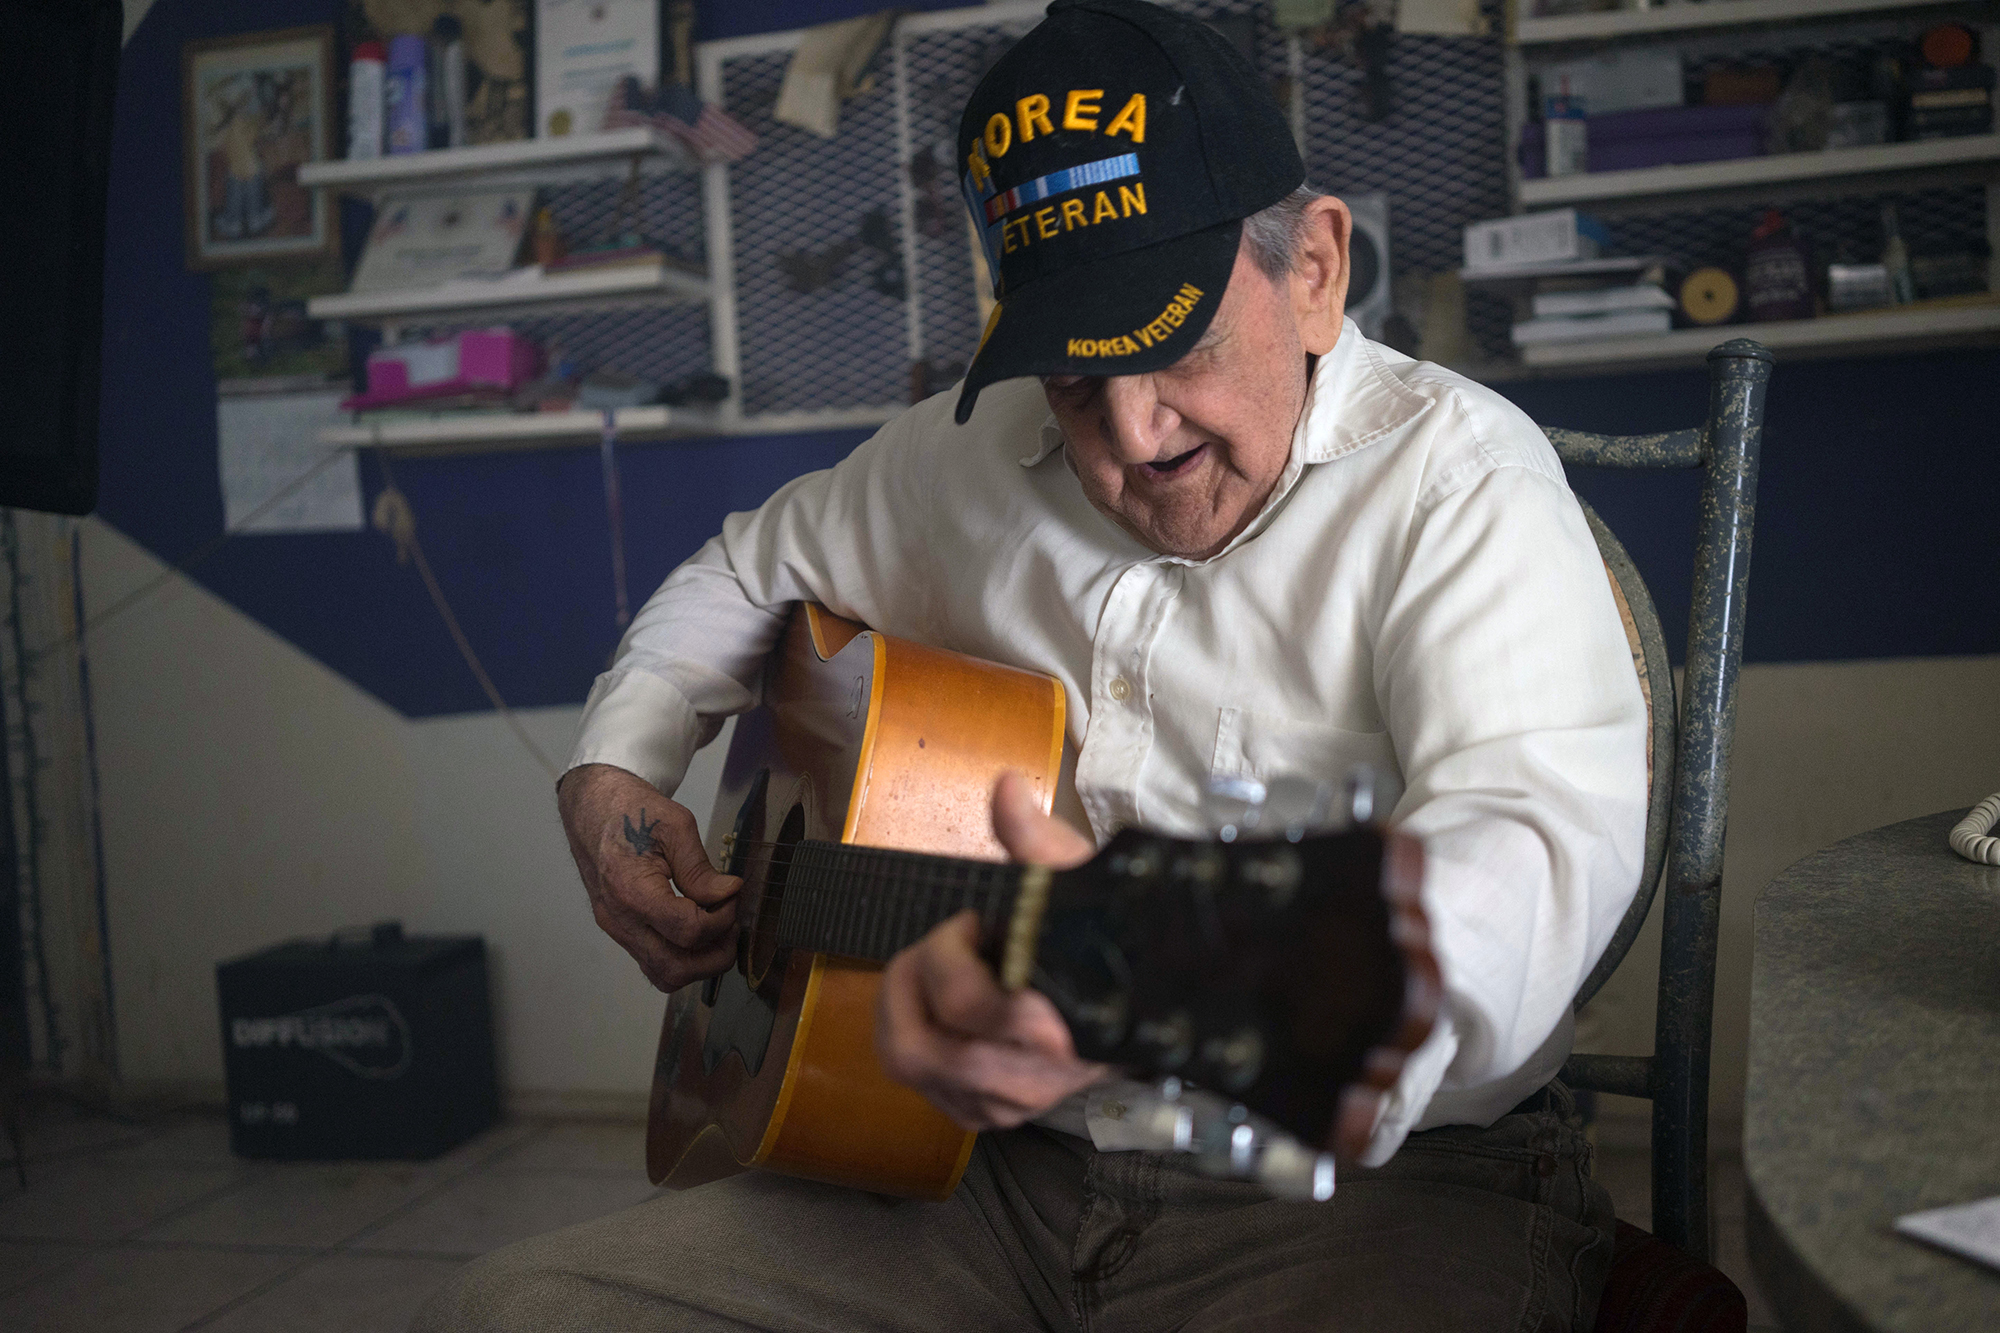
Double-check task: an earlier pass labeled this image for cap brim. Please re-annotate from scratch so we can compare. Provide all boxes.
[953,219,1242,425]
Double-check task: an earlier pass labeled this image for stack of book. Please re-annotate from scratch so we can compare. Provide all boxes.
[1511,282,1676,346]
[1908,64,1995,140]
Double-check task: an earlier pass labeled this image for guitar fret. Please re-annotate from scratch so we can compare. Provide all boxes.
[769,841,1027,965]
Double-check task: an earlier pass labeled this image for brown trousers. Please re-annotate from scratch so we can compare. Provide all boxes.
[414,1086,1614,1332]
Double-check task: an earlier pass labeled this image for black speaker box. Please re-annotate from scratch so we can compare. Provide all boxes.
[216,926,500,1160]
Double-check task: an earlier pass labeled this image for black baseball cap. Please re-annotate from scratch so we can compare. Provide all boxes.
[953,0,1304,424]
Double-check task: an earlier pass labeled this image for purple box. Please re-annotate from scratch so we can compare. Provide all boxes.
[1520,104,1768,178]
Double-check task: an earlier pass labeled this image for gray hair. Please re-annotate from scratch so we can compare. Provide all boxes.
[1240,184,1329,281]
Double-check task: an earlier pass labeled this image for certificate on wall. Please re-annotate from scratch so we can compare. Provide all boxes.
[535,0,658,137]
[348,190,533,292]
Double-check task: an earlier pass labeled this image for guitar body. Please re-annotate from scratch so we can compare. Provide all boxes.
[645,604,1068,1201]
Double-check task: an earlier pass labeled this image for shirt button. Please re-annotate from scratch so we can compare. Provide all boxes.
[1107,677,1131,702]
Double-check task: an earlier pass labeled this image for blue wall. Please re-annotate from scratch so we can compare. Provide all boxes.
[99,0,2000,720]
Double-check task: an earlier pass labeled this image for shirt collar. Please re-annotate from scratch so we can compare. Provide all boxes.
[1191,324,1430,563]
[1020,418,1064,467]
[1016,323,1430,560]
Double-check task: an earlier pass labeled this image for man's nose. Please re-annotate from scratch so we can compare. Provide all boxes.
[1098,375,1181,465]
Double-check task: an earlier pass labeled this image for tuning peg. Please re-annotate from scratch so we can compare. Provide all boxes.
[1344,766,1378,826]
[1202,775,1266,842]
[1255,1135,1338,1202]
[1263,775,1334,840]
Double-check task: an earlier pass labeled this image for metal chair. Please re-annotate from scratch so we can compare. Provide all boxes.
[1538,339,1773,1328]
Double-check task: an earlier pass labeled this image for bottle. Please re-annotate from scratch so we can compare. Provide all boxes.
[1744,210,1814,322]
[1880,203,1915,304]
[384,34,428,155]
[430,16,467,150]
[1544,77,1588,178]
[346,40,386,160]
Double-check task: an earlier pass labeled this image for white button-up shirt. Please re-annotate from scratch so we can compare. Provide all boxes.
[569,322,1647,1164]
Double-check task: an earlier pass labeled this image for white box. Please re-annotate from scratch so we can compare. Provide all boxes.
[1545,118,1588,177]
[1463,209,1609,273]
[536,0,658,139]
[1540,49,1685,117]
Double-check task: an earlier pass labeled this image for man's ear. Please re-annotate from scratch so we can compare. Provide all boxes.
[1290,195,1352,356]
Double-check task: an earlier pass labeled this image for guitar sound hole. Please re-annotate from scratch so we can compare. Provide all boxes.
[746,802,806,988]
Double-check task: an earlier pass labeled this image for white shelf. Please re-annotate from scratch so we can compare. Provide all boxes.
[1516,0,1963,44]
[1517,301,2000,369]
[318,402,906,454]
[297,128,692,192]
[1461,255,1666,282]
[1518,134,2000,208]
[306,264,710,327]
[322,405,722,452]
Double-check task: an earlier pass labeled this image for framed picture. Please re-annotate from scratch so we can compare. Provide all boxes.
[183,26,336,269]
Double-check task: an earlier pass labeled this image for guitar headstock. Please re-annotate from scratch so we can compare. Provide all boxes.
[992,787,1438,1165]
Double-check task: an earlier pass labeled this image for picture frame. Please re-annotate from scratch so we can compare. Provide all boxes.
[182,26,336,270]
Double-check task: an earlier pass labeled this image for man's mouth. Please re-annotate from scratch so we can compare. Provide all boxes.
[1137,444,1207,479]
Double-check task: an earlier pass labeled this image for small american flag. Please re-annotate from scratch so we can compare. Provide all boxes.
[605,77,758,165]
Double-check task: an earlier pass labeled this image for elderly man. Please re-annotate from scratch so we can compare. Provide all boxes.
[417,2,1644,1329]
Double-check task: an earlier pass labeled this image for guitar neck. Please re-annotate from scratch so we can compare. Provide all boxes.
[771,841,1024,963]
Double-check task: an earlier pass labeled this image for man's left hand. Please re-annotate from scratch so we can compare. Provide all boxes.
[875,772,1109,1130]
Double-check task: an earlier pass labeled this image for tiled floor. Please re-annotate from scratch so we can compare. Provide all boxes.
[0,1097,656,1333]
[2,1095,1784,1331]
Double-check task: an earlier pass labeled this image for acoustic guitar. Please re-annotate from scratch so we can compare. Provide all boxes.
[645,604,1438,1202]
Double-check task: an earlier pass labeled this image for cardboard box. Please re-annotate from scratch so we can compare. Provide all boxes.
[1463,209,1611,272]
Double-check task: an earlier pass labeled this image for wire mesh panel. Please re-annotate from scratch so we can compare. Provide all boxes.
[1606,185,1991,273]
[1301,14,1511,277]
[716,48,913,417]
[707,3,1989,407]
[899,15,1041,383]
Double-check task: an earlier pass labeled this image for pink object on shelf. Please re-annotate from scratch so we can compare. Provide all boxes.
[341,329,544,410]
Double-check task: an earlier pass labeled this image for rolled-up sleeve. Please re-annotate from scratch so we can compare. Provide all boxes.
[566,400,944,797]
[1360,450,1647,1162]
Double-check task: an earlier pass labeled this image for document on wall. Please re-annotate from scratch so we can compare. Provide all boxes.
[536,0,658,138]
[216,390,364,534]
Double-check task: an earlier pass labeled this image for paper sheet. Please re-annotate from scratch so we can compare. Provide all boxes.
[216,390,364,534]
[773,14,895,139]
[1896,1195,2000,1273]
[1397,0,1490,37]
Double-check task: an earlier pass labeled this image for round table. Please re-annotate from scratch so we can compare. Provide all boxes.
[1747,809,2000,1331]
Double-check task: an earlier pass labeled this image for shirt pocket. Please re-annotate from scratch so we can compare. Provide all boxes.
[1211,706,1402,803]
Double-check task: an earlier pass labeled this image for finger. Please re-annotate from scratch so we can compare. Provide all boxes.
[600,848,738,948]
[597,908,737,992]
[913,913,1016,1039]
[634,884,739,951]
[877,941,955,1090]
[992,771,1095,869]
[651,802,742,907]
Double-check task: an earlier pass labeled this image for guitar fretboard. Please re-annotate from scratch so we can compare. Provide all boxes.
[772,841,1024,963]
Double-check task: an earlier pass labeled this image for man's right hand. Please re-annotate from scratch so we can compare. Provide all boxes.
[557,763,741,992]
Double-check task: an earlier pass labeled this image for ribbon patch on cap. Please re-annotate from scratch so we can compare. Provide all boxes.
[983,153,1141,224]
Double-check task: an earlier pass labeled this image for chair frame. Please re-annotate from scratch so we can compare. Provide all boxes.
[1544,339,1773,1263]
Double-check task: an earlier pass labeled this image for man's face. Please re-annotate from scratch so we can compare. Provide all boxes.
[1041,240,1329,562]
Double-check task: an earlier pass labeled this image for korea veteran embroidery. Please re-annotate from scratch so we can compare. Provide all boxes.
[951,0,1304,424]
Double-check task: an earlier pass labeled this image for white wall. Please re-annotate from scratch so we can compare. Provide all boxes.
[79,519,731,1115]
[78,518,2000,1130]
[1577,652,2000,1133]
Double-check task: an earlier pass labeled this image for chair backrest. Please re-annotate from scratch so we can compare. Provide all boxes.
[1542,339,1773,1263]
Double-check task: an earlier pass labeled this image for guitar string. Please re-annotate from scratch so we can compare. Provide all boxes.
[717,839,1021,957]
